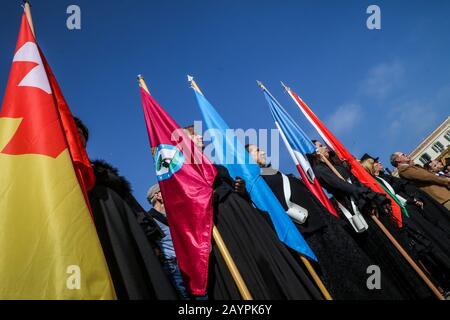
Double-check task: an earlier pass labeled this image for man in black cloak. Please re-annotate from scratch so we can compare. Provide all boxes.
[75,117,177,300]
[183,126,322,300]
[361,154,450,295]
[246,144,408,300]
[309,142,433,300]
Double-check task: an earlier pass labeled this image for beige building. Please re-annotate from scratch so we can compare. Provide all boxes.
[409,116,450,165]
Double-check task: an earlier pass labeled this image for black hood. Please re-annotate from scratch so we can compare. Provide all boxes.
[91,160,133,199]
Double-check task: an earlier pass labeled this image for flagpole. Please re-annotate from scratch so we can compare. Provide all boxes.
[211,226,253,300]
[185,75,252,300]
[318,155,445,300]
[137,75,151,94]
[23,1,36,38]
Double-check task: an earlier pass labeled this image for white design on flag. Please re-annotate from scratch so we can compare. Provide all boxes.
[275,121,315,183]
[293,150,315,182]
[13,42,52,94]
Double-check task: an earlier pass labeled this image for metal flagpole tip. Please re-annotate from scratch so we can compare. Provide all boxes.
[280,81,289,91]
[256,80,265,90]
[187,75,194,82]
[137,74,144,80]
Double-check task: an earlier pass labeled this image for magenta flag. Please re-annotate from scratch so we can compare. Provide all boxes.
[139,86,217,295]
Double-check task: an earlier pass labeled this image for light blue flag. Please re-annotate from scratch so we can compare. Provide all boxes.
[190,79,317,261]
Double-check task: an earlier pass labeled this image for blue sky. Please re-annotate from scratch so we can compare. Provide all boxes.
[1,0,449,210]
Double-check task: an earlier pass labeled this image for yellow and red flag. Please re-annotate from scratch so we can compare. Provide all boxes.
[0,13,115,299]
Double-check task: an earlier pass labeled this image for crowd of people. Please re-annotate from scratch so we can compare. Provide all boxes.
[74,117,450,300]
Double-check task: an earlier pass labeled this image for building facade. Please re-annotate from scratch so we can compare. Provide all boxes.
[409,116,450,165]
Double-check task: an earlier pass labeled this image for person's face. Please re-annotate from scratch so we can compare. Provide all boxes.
[429,160,443,173]
[316,146,329,159]
[374,161,383,174]
[154,191,163,204]
[395,152,411,165]
[247,144,266,167]
[184,129,204,150]
[77,127,87,148]
[313,141,330,158]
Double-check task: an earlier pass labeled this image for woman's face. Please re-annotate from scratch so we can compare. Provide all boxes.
[374,161,383,174]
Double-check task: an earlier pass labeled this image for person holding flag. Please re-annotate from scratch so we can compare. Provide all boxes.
[183,125,323,300]
[309,143,434,299]
[361,156,450,295]
[247,143,384,300]
[254,84,402,299]
[188,77,323,300]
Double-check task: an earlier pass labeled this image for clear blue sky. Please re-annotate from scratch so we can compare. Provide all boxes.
[1,0,449,210]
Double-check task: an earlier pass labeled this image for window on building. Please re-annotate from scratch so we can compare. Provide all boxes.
[445,131,450,142]
[419,153,431,164]
[431,141,445,153]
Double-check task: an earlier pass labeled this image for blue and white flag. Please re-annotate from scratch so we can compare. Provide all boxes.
[189,77,317,261]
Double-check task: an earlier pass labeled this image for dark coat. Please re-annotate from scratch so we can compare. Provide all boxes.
[312,161,433,299]
[207,165,323,300]
[398,164,450,205]
[263,168,407,300]
[88,160,177,300]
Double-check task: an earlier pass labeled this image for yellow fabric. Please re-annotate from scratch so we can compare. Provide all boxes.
[0,118,116,300]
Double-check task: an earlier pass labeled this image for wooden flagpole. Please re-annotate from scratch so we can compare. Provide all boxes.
[23,1,36,38]
[211,226,253,300]
[138,75,253,300]
[300,256,333,300]
[319,154,444,300]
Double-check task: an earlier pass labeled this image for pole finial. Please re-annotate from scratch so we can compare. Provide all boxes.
[256,80,266,91]
[23,0,36,38]
[137,74,150,94]
[188,75,203,95]
[280,81,290,92]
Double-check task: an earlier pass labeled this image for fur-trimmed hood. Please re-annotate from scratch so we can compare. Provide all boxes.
[91,160,133,199]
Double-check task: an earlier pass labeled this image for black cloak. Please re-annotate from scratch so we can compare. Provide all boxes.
[88,160,177,300]
[262,167,405,300]
[313,161,433,300]
[207,165,323,300]
[377,172,450,291]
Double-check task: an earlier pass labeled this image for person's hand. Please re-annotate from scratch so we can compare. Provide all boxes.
[382,204,392,216]
[370,208,379,218]
[234,177,247,195]
[414,199,424,210]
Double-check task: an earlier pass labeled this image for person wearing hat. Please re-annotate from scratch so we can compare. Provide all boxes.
[147,184,189,300]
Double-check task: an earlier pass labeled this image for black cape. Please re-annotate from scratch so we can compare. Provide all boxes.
[207,165,323,300]
[88,160,177,300]
[313,161,433,299]
[262,167,405,300]
[377,173,450,291]
[379,172,450,233]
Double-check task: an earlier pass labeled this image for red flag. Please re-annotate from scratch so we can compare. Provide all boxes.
[139,82,217,295]
[286,86,403,227]
[40,52,96,192]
